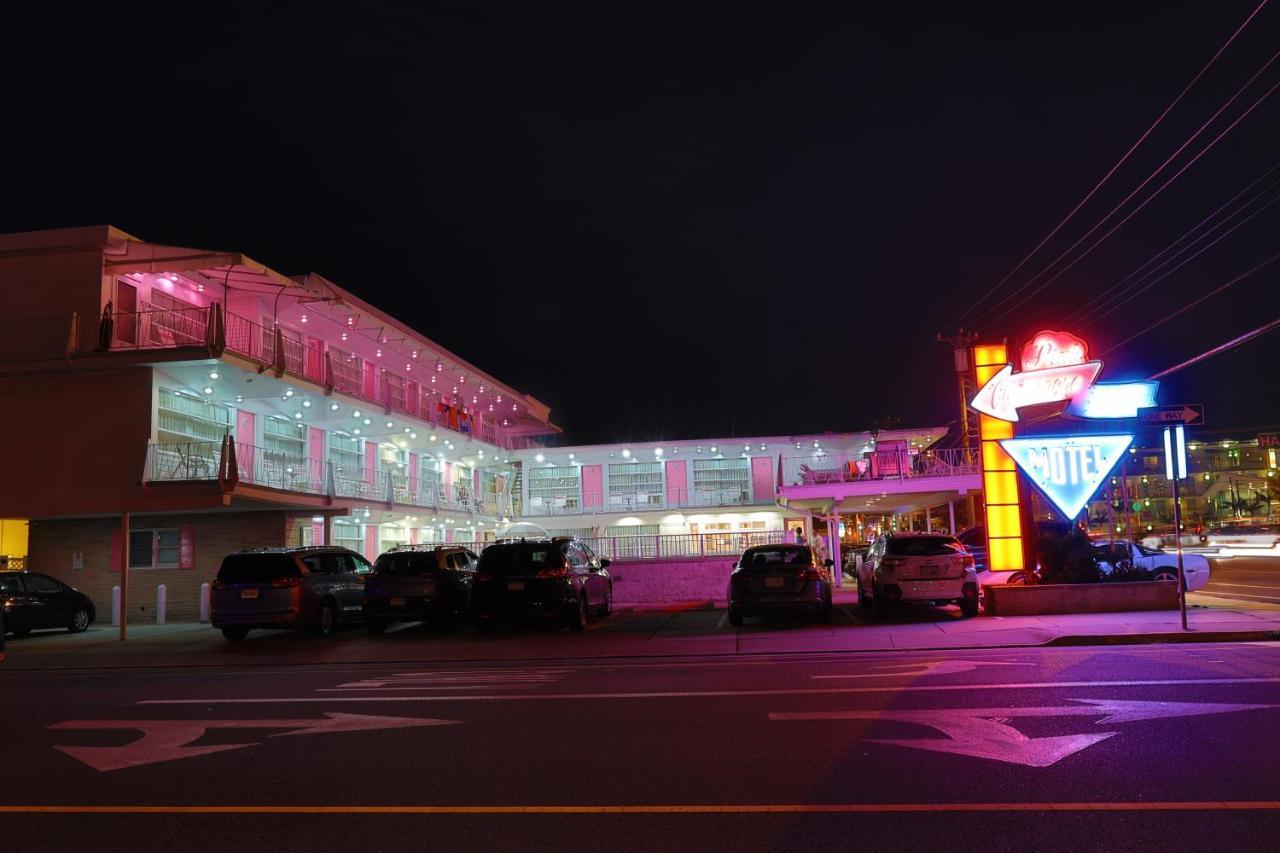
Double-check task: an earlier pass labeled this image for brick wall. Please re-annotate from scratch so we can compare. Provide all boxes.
[28,511,293,624]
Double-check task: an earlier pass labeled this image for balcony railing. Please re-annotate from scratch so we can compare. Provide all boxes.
[781,448,980,487]
[433,531,791,562]
[146,440,492,514]
[521,488,771,518]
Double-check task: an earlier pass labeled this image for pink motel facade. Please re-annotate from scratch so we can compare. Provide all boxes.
[0,226,979,622]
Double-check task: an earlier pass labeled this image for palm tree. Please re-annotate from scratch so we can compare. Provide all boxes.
[1252,488,1276,522]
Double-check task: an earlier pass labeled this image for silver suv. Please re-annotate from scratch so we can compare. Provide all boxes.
[211,546,372,641]
[858,532,979,617]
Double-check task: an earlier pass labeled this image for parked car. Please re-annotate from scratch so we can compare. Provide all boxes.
[727,544,833,626]
[472,537,612,631]
[210,546,371,641]
[0,571,95,636]
[363,546,479,633]
[957,522,1078,589]
[1091,540,1210,591]
[858,531,979,617]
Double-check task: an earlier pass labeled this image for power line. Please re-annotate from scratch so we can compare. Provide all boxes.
[948,0,1270,332]
[1097,249,1280,358]
[1148,313,1280,380]
[1061,159,1280,327]
[980,70,1280,329]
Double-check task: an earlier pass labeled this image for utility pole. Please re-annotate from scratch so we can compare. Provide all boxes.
[938,329,980,462]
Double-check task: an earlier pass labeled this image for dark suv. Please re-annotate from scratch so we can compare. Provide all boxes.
[211,546,372,641]
[472,538,612,631]
[363,546,479,633]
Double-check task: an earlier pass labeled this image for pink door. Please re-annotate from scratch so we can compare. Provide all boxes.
[442,462,453,504]
[751,456,774,502]
[364,441,378,495]
[311,521,325,546]
[306,336,325,382]
[363,525,379,562]
[235,410,256,482]
[362,362,378,400]
[581,464,602,510]
[665,460,687,507]
[407,453,419,503]
[405,380,419,416]
[307,427,325,490]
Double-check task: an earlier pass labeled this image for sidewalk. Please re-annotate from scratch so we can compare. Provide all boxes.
[3,603,1279,671]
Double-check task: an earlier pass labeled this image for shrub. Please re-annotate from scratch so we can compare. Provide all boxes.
[1036,531,1102,585]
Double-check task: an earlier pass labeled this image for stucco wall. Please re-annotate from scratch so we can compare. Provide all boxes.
[609,557,736,606]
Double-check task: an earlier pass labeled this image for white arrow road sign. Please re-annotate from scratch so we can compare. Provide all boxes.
[812,661,1034,680]
[770,699,1276,768]
[49,713,461,772]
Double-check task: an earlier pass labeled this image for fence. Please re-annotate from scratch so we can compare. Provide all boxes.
[385,531,791,562]
[782,448,979,487]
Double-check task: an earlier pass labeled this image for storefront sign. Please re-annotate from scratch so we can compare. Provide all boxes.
[1020,330,1089,372]
[71,552,83,571]
[1000,434,1134,519]
[1258,432,1279,449]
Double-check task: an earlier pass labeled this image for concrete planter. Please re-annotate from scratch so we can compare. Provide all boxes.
[984,580,1178,616]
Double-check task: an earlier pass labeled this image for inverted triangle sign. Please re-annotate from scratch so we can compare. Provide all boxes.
[999,434,1133,519]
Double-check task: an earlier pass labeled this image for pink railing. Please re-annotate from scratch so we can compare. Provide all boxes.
[782,448,979,486]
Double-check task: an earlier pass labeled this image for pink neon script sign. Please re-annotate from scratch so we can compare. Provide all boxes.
[1020,330,1088,372]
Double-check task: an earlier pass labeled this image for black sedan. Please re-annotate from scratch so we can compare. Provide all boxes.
[1,571,96,636]
[727,545,833,626]
[362,546,479,633]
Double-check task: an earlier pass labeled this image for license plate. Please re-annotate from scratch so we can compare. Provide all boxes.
[240,589,259,599]
[765,576,785,588]
[918,565,940,577]
[390,597,406,607]
[507,581,525,591]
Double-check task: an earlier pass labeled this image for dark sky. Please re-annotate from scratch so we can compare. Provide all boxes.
[4,1,1278,444]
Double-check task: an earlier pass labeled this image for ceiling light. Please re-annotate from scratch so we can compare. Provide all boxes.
[386,421,394,429]
[284,388,294,397]
[302,399,312,408]
[330,403,340,411]
[363,418,371,425]
[202,386,213,395]
[535,453,545,463]
[353,410,362,418]
[622,449,631,459]
[208,370,219,380]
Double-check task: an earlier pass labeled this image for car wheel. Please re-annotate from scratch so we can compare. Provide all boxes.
[365,616,388,635]
[221,627,249,642]
[68,607,91,633]
[960,598,979,617]
[597,584,613,617]
[728,608,743,627]
[1153,570,1178,583]
[857,581,873,610]
[315,601,338,637]
[567,595,588,632]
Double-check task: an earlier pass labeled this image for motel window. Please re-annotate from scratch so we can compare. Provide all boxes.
[129,529,180,569]
[607,462,663,506]
[527,466,580,511]
[691,458,751,502]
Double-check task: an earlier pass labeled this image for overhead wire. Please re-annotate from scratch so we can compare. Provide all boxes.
[1060,159,1280,326]
[978,69,1280,329]
[1148,315,1280,380]
[948,0,1271,332]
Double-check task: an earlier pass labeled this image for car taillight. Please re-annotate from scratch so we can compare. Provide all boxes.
[951,555,975,568]
[798,568,824,581]
[212,579,228,590]
[536,566,570,579]
[474,571,494,582]
[270,576,301,588]
[881,557,905,570]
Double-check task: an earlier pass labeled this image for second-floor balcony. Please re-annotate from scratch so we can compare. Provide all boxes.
[521,487,774,518]
[145,440,502,516]
[781,448,980,487]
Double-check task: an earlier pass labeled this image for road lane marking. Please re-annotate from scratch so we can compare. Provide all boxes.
[813,661,1034,679]
[48,714,460,772]
[4,802,1280,814]
[137,676,1280,705]
[770,699,1278,767]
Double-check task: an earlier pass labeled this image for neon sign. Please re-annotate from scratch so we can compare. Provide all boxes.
[999,434,1134,519]
[1065,381,1160,419]
[970,361,1103,422]
[1020,330,1089,372]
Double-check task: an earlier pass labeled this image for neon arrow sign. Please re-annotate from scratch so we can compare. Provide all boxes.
[970,361,1103,422]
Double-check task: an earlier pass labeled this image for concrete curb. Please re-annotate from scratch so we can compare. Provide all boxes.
[1045,629,1280,647]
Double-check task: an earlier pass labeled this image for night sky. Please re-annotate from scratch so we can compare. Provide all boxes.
[4,2,1278,444]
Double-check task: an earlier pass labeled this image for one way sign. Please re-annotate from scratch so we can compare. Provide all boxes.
[1138,404,1204,426]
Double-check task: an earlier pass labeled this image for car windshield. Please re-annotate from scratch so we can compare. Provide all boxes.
[886,536,962,557]
[742,548,812,568]
[374,552,440,575]
[217,554,300,583]
[957,528,986,547]
[478,544,563,575]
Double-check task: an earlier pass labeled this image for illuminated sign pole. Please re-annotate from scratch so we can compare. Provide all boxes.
[1164,424,1189,630]
[972,344,1026,578]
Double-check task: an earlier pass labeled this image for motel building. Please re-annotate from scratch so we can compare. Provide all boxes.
[0,226,559,621]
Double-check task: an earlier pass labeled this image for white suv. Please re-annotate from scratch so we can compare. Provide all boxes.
[858,532,979,617]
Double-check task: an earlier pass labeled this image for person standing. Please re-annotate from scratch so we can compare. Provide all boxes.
[793,527,805,545]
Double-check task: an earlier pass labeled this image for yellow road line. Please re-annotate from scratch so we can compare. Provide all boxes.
[1,802,1279,814]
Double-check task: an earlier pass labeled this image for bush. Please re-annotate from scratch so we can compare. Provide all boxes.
[1036,531,1102,585]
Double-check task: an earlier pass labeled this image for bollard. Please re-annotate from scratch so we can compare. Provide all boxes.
[111,585,121,627]
[156,584,167,625]
[199,582,211,623]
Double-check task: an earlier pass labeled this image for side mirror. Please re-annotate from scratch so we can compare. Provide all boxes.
[599,558,611,568]
[824,559,834,568]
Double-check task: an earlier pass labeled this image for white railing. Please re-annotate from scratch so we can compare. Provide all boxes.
[520,488,771,518]
[782,448,979,487]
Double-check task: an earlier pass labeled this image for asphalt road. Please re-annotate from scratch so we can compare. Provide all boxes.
[2,641,1280,851]
[1197,555,1280,607]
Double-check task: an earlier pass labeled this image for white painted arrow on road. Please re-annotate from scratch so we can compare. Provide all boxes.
[49,713,461,772]
[812,661,1033,680]
[770,699,1277,768]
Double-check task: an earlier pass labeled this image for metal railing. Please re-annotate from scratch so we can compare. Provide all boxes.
[782,448,979,487]
[583,531,790,561]
[520,488,772,518]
